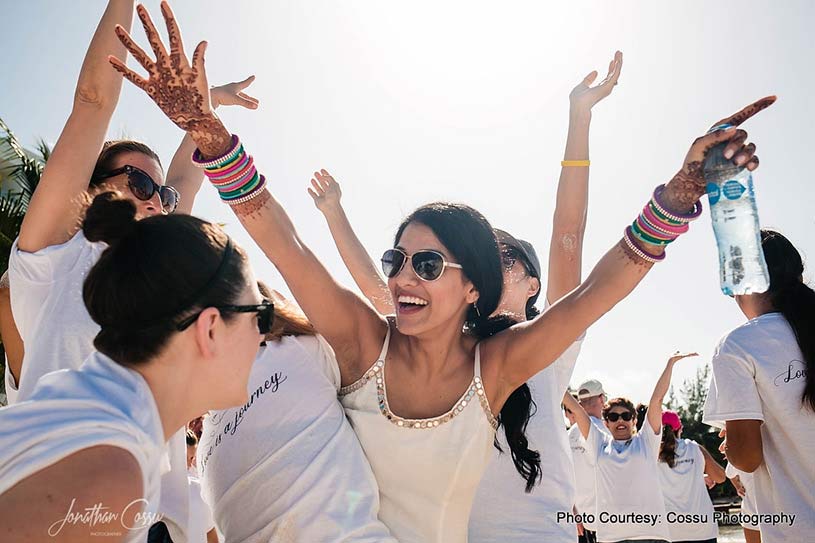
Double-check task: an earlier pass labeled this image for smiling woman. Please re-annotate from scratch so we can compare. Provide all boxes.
[109,2,774,540]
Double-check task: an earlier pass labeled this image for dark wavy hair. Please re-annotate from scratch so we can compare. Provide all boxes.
[659,425,679,468]
[395,203,541,492]
[82,192,249,366]
[760,229,815,411]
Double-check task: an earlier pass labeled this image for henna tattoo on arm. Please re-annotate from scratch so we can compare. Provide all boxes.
[233,190,272,218]
[617,239,656,268]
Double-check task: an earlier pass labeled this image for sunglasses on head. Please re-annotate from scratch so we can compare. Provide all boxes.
[176,300,274,335]
[381,248,463,282]
[97,165,179,213]
[501,245,532,275]
[605,411,634,422]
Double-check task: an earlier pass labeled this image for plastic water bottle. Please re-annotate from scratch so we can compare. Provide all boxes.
[704,142,769,296]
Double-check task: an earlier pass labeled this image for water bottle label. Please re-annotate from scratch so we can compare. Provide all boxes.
[706,183,720,205]
[722,180,746,200]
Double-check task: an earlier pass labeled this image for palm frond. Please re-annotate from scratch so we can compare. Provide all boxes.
[0,192,27,273]
[0,116,45,204]
[35,138,51,162]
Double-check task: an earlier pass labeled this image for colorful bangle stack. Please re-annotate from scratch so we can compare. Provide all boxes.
[192,135,267,206]
[625,184,703,263]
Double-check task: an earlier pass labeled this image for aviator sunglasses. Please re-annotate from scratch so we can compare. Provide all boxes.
[381,248,463,282]
[605,411,634,422]
[96,165,179,213]
[176,300,275,335]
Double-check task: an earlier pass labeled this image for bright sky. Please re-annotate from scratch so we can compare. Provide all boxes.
[3,1,813,404]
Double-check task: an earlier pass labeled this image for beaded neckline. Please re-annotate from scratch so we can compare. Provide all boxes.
[339,354,499,431]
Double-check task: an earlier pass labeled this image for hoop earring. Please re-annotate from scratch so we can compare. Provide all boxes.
[473,301,481,318]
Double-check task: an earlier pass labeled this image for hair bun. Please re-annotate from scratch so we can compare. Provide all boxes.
[83,191,138,244]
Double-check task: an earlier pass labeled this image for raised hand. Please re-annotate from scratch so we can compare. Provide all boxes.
[109,1,230,157]
[569,51,623,114]
[661,96,776,213]
[211,76,259,110]
[667,351,699,365]
[308,170,343,213]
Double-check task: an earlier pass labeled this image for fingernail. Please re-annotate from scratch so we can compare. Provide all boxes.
[724,149,734,159]
[735,155,746,165]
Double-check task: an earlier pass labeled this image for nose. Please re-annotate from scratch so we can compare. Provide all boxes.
[394,256,419,286]
[143,192,163,216]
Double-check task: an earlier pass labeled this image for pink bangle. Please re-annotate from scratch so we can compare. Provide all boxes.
[623,226,665,263]
[642,205,689,236]
[208,153,252,181]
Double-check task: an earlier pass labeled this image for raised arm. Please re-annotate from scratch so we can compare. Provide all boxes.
[18,0,135,252]
[547,51,622,302]
[308,170,394,315]
[110,2,386,382]
[167,77,258,215]
[700,444,727,485]
[488,97,775,409]
[563,391,592,440]
[647,352,697,433]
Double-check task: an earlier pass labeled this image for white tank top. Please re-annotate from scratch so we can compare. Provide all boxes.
[340,323,498,543]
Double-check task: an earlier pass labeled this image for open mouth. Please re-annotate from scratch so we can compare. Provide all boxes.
[615,424,627,432]
[397,295,429,314]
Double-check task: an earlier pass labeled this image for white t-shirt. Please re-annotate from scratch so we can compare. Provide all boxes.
[588,423,671,543]
[726,462,759,529]
[198,335,395,543]
[657,438,718,541]
[469,336,584,543]
[703,312,815,542]
[8,233,104,402]
[570,415,609,531]
[188,476,215,543]
[0,352,168,543]
[8,232,190,541]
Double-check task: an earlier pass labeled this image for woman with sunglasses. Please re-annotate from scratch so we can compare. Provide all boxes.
[703,230,815,542]
[563,352,697,543]
[6,0,257,404]
[196,283,397,542]
[112,5,773,540]
[5,3,258,540]
[0,191,267,542]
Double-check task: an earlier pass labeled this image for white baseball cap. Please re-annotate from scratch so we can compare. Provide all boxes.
[577,379,605,400]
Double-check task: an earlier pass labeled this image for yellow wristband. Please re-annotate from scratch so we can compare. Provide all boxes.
[561,160,590,167]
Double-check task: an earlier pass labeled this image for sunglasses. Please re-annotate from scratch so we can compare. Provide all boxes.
[605,411,634,422]
[381,248,463,282]
[176,300,274,335]
[97,165,179,213]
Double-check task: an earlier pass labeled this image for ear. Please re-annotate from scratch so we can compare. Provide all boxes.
[527,277,541,299]
[193,307,222,359]
[464,283,480,305]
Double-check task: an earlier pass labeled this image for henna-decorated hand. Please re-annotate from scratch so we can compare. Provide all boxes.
[211,76,259,110]
[109,1,231,157]
[661,96,776,213]
[569,51,623,115]
[308,170,343,214]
